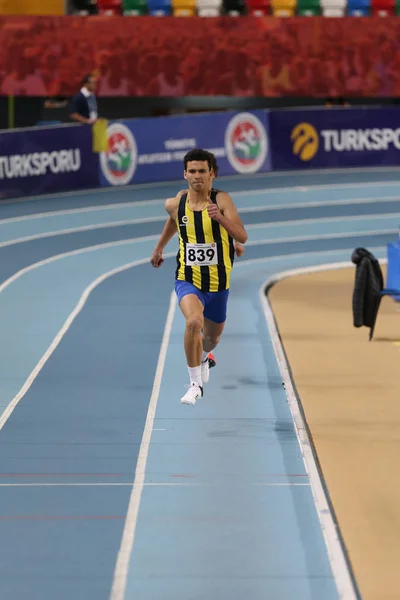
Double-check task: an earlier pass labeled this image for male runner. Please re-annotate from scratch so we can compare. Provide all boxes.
[150,149,247,405]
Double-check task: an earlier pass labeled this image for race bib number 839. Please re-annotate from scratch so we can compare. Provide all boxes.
[185,243,218,266]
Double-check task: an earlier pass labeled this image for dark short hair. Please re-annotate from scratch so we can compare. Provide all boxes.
[205,150,219,177]
[81,73,94,86]
[184,149,218,176]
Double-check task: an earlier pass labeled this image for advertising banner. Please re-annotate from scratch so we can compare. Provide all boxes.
[99,110,271,187]
[0,124,98,200]
[270,107,400,171]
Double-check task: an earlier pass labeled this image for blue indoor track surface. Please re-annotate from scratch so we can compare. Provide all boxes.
[0,166,396,600]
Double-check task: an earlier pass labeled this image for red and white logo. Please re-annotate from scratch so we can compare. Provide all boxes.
[225,113,268,174]
[100,123,137,186]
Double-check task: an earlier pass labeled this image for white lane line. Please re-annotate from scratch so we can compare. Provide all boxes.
[110,292,176,600]
[0,177,179,207]
[0,198,166,224]
[233,245,386,269]
[0,207,396,253]
[0,240,384,437]
[0,229,383,301]
[239,194,400,215]
[260,262,367,600]
[2,163,400,210]
[0,235,169,295]
[2,184,400,224]
[235,165,400,178]
[0,228,384,600]
[0,241,376,448]
[0,482,311,487]
[0,258,173,433]
[246,227,396,247]
[233,184,400,199]
[246,211,400,230]
[0,217,164,250]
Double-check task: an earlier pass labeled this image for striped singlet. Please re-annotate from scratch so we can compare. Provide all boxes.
[175,189,235,293]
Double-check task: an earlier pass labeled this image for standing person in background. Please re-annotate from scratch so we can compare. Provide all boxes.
[150,149,247,406]
[69,73,98,124]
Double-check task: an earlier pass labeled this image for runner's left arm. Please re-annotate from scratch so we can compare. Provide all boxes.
[207,193,247,244]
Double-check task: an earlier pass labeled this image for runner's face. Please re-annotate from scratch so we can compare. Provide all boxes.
[184,160,212,193]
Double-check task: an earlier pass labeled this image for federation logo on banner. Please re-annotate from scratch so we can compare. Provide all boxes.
[225,113,268,174]
[291,122,319,161]
[100,123,137,186]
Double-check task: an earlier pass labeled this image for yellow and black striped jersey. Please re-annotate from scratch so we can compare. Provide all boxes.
[175,189,235,292]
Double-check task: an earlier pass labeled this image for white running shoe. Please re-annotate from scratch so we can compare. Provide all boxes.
[201,359,210,384]
[180,383,203,406]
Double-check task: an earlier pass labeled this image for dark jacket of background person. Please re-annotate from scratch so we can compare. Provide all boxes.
[351,247,383,338]
[69,74,98,125]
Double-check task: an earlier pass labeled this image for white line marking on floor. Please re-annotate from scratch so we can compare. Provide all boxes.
[0,199,166,224]
[0,163,396,208]
[0,235,170,296]
[2,178,400,223]
[246,227,396,247]
[0,208,395,254]
[245,208,400,228]
[109,291,176,600]
[0,254,171,431]
[238,194,400,215]
[0,482,311,488]
[230,245,387,270]
[260,262,369,600]
[0,217,165,249]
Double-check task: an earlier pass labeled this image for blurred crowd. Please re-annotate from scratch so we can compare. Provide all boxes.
[1,16,400,97]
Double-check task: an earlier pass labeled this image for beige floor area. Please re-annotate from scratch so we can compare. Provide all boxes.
[269,266,400,600]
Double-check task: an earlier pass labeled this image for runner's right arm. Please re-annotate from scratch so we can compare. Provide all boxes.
[234,242,245,257]
[150,197,179,268]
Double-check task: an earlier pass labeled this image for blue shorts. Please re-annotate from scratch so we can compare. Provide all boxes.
[174,280,229,324]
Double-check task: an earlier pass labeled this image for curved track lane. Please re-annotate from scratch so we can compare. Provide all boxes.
[0,168,398,600]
